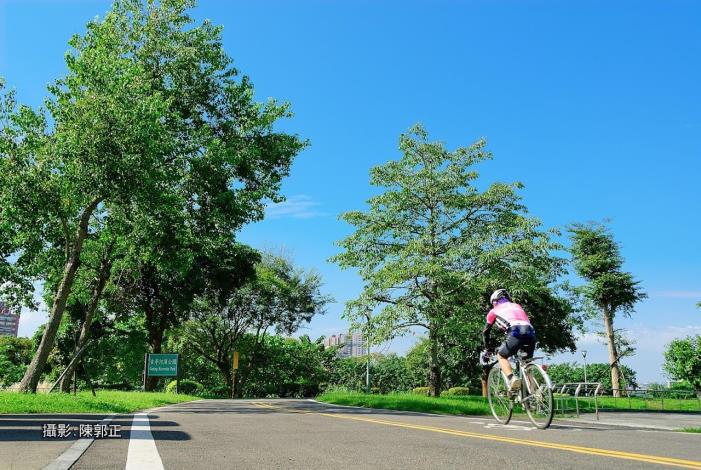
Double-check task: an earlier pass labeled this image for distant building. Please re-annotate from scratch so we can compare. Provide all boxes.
[324,333,366,358]
[0,302,20,337]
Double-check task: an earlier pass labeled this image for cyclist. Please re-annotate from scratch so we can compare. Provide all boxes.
[482,289,536,392]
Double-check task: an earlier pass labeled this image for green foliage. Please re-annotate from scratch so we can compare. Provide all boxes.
[569,223,647,318]
[664,336,701,397]
[81,316,149,390]
[332,124,576,395]
[238,334,336,398]
[179,253,331,396]
[327,353,415,394]
[547,362,638,390]
[165,328,222,393]
[0,337,33,387]
[412,387,431,396]
[371,353,413,393]
[403,337,483,392]
[445,387,471,396]
[166,379,203,396]
[327,357,368,391]
[2,0,306,392]
[568,222,646,394]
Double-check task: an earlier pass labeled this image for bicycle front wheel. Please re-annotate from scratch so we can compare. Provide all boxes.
[523,363,554,429]
[487,364,513,424]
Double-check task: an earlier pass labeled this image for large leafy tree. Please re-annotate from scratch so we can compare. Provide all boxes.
[238,334,335,398]
[181,253,331,397]
[569,222,646,396]
[333,125,574,396]
[664,336,701,399]
[2,0,305,392]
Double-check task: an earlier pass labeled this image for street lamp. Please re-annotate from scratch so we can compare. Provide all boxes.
[582,350,588,384]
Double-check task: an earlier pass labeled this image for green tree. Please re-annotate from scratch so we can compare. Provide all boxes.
[0,337,33,387]
[327,356,368,391]
[548,362,637,390]
[569,222,646,396]
[2,0,305,392]
[82,315,150,390]
[238,334,336,398]
[664,336,701,399]
[371,353,413,393]
[182,253,331,397]
[333,124,573,396]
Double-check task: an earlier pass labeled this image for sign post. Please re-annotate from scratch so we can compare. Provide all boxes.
[231,351,239,399]
[144,353,180,392]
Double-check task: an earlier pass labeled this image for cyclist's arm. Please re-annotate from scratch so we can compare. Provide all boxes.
[482,322,492,350]
[483,309,497,350]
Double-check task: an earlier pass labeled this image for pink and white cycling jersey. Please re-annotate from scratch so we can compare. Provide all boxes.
[486,302,531,331]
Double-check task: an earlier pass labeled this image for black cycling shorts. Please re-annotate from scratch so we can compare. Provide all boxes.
[497,325,536,359]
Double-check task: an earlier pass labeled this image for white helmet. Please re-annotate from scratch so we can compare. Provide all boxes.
[490,289,509,304]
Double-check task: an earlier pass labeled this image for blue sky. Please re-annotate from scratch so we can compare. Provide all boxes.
[2,0,699,383]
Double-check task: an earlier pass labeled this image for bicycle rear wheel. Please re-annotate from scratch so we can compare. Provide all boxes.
[487,364,513,424]
[523,363,554,429]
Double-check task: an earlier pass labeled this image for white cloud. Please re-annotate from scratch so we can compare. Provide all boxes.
[265,195,326,219]
[18,308,48,338]
[16,282,48,338]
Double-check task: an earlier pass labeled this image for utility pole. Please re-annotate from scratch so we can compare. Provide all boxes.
[582,350,588,384]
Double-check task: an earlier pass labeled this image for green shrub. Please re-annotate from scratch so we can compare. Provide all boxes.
[166,379,203,396]
[446,387,471,396]
[370,387,381,394]
[412,386,430,396]
[203,385,230,398]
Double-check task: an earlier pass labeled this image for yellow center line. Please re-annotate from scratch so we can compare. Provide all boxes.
[252,402,701,469]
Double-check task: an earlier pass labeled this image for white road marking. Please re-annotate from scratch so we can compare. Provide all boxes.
[43,415,115,470]
[484,423,535,431]
[125,413,164,470]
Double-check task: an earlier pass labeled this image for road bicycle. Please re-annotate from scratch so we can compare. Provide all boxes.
[481,350,554,429]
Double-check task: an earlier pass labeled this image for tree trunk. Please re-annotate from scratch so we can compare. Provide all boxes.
[218,359,233,399]
[603,305,621,397]
[145,332,164,392]
[238,326,266,398]
[60,252,113,392]
[428,327,442,397]
[18,198,101,393]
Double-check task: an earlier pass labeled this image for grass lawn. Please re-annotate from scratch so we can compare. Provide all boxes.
[681,427,701,433]
[0,391,199,414]
[316,391,494,416]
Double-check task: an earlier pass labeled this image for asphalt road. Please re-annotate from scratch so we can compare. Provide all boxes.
[2,399,700,469]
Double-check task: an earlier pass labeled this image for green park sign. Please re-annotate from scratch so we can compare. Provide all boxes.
[147,353,179,377]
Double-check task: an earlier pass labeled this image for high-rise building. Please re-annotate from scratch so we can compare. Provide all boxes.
[324,333,365,358]
[0,302,20,337]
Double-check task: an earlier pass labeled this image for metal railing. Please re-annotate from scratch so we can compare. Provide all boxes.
[599,388,701,413]
[553,382,602,418]
[553,384,701,418]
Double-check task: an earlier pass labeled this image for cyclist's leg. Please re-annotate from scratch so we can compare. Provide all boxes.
[520,331,537,391]
[497,333,521,390]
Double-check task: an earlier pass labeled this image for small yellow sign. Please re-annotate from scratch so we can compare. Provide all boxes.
[233,351,239,370]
